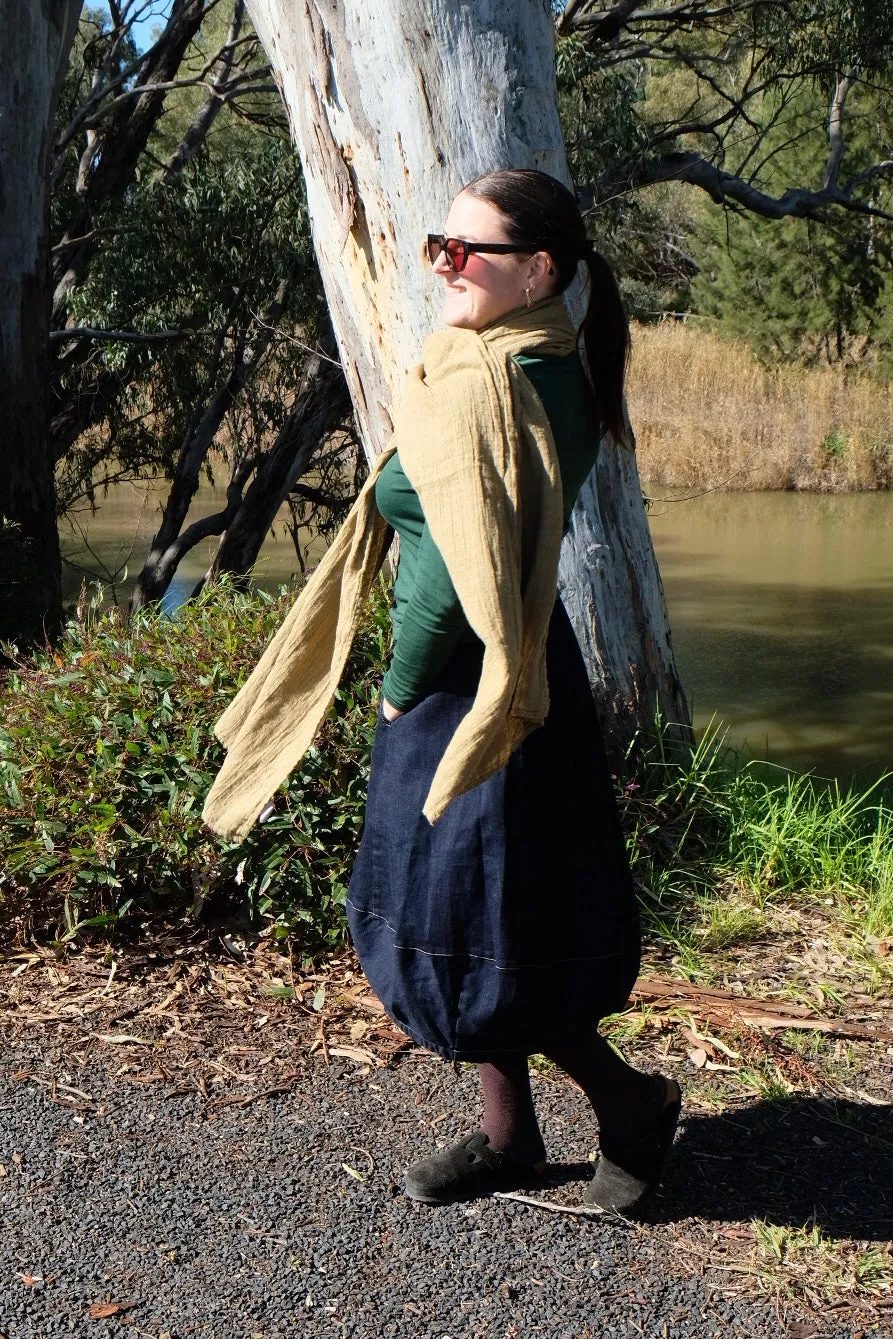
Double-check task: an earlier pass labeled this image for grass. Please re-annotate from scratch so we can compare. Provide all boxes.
[628,321,893,491]
[619,719,893,975]
[748,1221,893,1308]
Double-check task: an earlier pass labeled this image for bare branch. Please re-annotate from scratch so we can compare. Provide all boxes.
[846,158,893,193]
[559,0,645,40]
[50,327,189,344]
[557,0,604,34]
[582,150,893,221]
[74,65,271,130]
[823,70,857,191]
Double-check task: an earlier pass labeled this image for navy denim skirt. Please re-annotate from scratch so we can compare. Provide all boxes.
[346,598,640,1061]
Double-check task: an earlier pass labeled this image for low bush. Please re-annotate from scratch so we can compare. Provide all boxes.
[0,578,391,956]
[2,583,891,963]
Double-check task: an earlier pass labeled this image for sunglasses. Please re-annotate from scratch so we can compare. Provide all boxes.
[425,233,536,273]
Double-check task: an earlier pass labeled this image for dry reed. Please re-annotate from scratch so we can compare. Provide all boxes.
[627,321,893,491]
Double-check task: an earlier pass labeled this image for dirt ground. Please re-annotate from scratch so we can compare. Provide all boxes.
[0,909,891,1336]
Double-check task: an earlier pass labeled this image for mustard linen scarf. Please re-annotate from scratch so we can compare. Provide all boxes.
[202,295,579,841]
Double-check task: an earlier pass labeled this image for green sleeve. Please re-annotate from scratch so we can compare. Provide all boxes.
[381,521,471,711]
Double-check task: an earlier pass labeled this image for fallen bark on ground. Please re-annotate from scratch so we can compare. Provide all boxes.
[630,976,893,1043]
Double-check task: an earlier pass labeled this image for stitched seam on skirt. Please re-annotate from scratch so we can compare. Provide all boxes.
[345,898,638,969]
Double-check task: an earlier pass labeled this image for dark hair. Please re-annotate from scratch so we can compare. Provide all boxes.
[462,168,630,442]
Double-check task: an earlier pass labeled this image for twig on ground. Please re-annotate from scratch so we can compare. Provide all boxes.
[206,1072,305,1110]
[491,1190,637,1224]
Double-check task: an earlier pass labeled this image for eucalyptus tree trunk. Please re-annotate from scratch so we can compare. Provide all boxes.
[0,0,82,640]
[246,0,690,758]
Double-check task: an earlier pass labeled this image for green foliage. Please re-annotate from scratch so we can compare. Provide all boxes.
[754,0,893,81]
[621,720,893,971]
[59,134,325,503]
[693,206,893,365]
[823,427,848,458]
[0,580,392,957]
[557,34,648,184]
[690,83,893,364]
[3,585,891,964]
[557,33,697,318]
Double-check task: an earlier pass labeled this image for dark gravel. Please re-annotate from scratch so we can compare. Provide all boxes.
[0,1046,888,1339]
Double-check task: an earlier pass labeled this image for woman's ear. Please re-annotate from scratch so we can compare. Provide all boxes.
[529,250,554,287]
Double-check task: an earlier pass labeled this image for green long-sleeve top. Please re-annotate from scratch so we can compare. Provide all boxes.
[375,350,600,711]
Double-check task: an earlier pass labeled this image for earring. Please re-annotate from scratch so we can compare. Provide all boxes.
[525,285,534,308]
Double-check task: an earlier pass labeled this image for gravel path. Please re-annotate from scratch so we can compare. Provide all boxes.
[1,1041,888,1339]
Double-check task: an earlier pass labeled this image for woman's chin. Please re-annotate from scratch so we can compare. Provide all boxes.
[441,295,475,329]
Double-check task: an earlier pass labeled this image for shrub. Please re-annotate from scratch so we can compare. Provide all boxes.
[0,578,391,956]
[3,581,891,965]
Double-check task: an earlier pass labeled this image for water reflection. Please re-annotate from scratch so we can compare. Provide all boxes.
[60,479,313,612]
[647,491,893,782]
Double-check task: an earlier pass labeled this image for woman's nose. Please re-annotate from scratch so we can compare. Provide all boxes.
[432,249,452,277]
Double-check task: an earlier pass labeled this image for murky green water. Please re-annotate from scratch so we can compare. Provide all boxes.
[61,482,893,782]
[646,490,893,783]
[60,479,316,612]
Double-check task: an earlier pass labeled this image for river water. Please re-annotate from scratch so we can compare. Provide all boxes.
[60,482,893,784]
[646,490,893,783]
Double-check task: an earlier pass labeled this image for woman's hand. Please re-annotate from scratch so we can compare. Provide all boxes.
[381,696,405,722]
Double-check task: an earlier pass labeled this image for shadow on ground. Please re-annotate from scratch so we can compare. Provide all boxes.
[634,1095,893,1236]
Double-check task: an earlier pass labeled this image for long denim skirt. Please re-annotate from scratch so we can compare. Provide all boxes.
[346,598,640,1061]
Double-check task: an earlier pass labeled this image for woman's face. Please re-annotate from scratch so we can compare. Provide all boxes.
[432,192,555,330]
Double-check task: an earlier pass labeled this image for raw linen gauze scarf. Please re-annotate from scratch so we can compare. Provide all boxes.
[202,294,580,842]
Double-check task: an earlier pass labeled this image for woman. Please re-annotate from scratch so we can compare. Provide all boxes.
[203,168,680,1212]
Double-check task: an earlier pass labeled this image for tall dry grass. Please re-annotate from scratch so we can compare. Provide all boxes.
[628,321,893,491]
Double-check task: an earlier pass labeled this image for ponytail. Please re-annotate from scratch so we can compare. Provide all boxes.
[580,245,630,444]
[462,169,631,444]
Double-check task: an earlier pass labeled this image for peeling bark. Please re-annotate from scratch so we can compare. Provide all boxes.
[246,0,690,754]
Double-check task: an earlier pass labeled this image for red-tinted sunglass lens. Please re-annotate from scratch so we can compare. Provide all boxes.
[444,239,468,271]
[427,236,469,271]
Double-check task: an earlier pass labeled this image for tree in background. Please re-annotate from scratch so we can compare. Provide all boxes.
[49,2,353,609]
[556,34,698,319]
[0,0,82,641]
[562,0,893,221]
[691,84,893,364]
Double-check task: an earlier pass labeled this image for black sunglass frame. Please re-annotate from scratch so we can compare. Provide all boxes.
[426,233,536,272]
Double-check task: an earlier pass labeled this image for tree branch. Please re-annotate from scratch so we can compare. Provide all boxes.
[582,150,893,221]
[162,0,248,179]
[559,0,645,39]
[49,327,188,344]
[823,70,857,191]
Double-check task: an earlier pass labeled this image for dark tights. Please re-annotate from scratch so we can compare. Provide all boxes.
[479,1035,662,1164]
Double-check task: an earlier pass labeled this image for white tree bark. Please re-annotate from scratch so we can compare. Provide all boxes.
[245,0,689,755]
